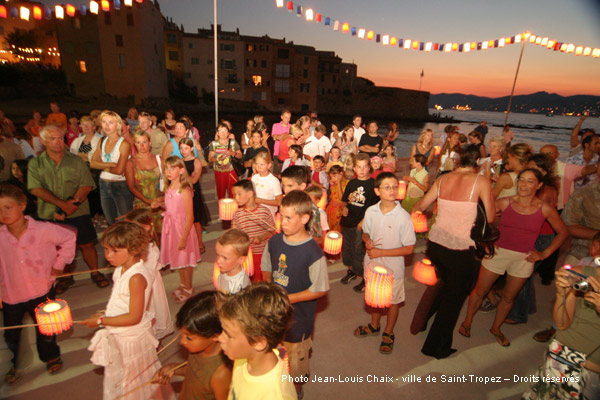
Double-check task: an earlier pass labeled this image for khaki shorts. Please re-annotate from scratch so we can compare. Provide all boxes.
[392,277,405,305]
[283,336,312,380]
[482,246,534,278]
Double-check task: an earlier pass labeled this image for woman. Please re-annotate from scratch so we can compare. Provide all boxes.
[160,109,177,137]
[459,168,568,347]
[243,130,269,171]
[329,123,342,145]
[468,131,487,159]
[478,135,505,182]
[23,110,44,156]
[411,145,495,359]
[90,110,133,225]
[411,129,435,166]
[125,131,163,234]
[437,131,461,175]
[334,125,358,161]
[125,107,139,131]
[296,115,311,140]
[70,116,101,163]
[492,143,532,199]
[208,123,242,199]
[385,121,400,147]
[241,119,255,150]
[161,120,198,160]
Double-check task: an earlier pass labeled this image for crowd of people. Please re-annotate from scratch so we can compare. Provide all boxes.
[0,104,599,399]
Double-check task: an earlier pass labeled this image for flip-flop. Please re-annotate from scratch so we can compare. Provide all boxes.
[458,324,471,338]
[490,328,510,347]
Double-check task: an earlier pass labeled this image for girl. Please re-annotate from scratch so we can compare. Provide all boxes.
[180,138,207,253]
[493,143,533,199]
[468,131,487,159]
[208,124,242,200]
[278,125,304,168]
[242,131,268,172]
[161,109,177,138]
[82,221,175,399]
[160,157,201,303]
[241,119,254,150]
[385,122,399,146]
[153,292,232,400]
[370,156,387,180]
[281,144,310,172]
[438,131,461,176]
[6,160,37,218]
[326,146,343,172]
[382,144,397,172]
[343,153,357,180]
[329,123,342,145]
[401,154,430,213]
[326,164,348,232]
[251,152,283,220]
[123,209,174,340]
[126,107,139,132]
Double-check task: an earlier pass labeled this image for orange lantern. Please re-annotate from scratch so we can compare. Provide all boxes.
[317,191,327,209]
[33,5,42,19]
[411,212,428,233]
[412,40,419,50]
[66,4,76,16]
[323,231,343,255]
[0,6,7,19]
[396,180,407,200]
[412,258,438,286]
[244,247,254,277]
[101,0,110,11]
[218,198,238,220]
[342,23,349,33]
[433,145,441,156]
[364,264,393,308]
[35,299,73,336]
[275,212,282,233]
[212,262,220,290]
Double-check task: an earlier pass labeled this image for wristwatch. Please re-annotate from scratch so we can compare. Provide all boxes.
[97,316,104,328]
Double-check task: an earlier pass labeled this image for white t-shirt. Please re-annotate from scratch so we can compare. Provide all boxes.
[319,208,329,232]
[251,173,282,219]
[303,135,332,159]
[218,269,251,295]
[353,126,366,144]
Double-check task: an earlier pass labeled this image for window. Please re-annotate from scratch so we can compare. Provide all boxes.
[188,43,193,49]
[78,60,87,73]
[277,49,289,59]
[191,57,200,65]
[186,72,191,78]
[225,74,238,84]
[304,56,309,64]
[207,59,213,65]
[321,74,325,82]
[321,88,325,95]
[303,69,308,78]
[306,84,310,93]
[247,44,254,52]
[333,75,337,83]
[220,43,235,51]
[154,44,157,54]
[126,13,134,26]
[86,42,97,54]
[252,92,267,101]
[253,60,257,67]
[275,80,289,93]
[115,35,123,47]
[167,33,177,44]
[118,54,126,68]
[300,83,304,92]
[168,51,179,61]
[261,60,267,68]
[252,75,262,86]
[278,98,285,105]
[275,64,290,78]
[104,12,111,25]
[221,59,236,70]
[246,59,250,67]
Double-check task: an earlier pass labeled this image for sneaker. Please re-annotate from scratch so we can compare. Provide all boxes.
[533,327,556,343]
[340,270,357,285]
[479,298,497,313]
[353,279,365,293]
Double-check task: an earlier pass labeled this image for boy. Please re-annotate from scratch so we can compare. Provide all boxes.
[218,282,297,400]
[353,172,416,354]
[261,191,330,397]
[281,144,310,172]
[401,153,430,213]
[232,179,276,282]
[340,153,379,292]
[305,185,329,238]
[281,166,323,246]
[215,229,252,294]
[310,155,329,190]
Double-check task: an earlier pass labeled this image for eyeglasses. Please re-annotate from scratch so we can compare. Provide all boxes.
[380,185,399,192]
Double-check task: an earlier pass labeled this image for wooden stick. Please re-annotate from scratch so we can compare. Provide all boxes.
[0,321,83,331]
[114,361,188,400]
[56,267,113,278]
[156,332,181,356]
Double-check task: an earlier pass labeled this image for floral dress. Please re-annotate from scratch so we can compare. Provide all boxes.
[133,165,163,233]
[326,179,348,232]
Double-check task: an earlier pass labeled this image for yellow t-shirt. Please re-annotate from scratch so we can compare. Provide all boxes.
[228,353,297,400]
[46,112,67,130]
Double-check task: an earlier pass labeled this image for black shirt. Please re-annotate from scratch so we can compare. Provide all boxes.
[341,177,378,227]
[358,134,384,157]
[243,146,269,163]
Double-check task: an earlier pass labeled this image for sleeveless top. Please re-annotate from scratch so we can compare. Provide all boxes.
[498,171,517,199]
[429,175,479,250]
[415,143,433,159]
[495,200,545,253]
[168,138,198,158]
[100,136,126,181]
[180,352,227,400]
[407,168,429,198]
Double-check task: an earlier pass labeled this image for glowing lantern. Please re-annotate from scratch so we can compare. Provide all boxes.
[506,37,512,45]
[333,20,340,31]
[566,44,575,53]
[423,42,432,52]
[560,43,568,52]
[33,5,42,19]
[433,145,441,156]
[365,264,393,308]
[55,5,65,19]
[444,42,452,52]
[276,0,284,8]
[66,4,76,16]
[212,263,220,289]
[218,199,238,221]
[342,23,349,33]
[367,31,374,41]
[547,40,555,49]
[404,40,412,50]
[324,231,343,255]
[529,35,536,43]
[583,47,591,56]
[463,43,470,53]
[0,6,6,19]
[592,48,600,58]
[90,1,99,14]
[358,29,365,39]
[317,191,327,209]
[315,13,321,22]
[20,6,30,21]
[125,0,133,6]
[390,37,397,46]
[35,299,73,336]
[275,213,282,233]
[136,0,144,3]
[540,37,548,47]
[499,38,505,47]
[575,46,583,56]
[514,34,521,43]
[396,180,407,200]
[101,0,110,12]
[244,247,254,276]
[413,41,419,50]
[535,37,541,45]
[382,35,389,45]
[412,259,438,286]
[482,41,489,50]
[305,8,313,21]
[287,1,293,11]
[411,212,428,233]
[471,42,477,50]
[488,40,495,48]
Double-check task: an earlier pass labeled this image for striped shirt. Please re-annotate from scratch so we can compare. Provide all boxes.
[232,205,276,255]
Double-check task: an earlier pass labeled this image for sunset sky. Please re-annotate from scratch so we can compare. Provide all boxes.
[42,0,600,97]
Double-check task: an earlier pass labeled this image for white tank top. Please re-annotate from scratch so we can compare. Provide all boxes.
[100,136,126,181]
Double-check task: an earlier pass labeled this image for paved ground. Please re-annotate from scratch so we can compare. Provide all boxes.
[0,162,561,400]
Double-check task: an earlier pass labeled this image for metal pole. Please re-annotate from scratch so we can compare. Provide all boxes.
[213,0,218,128]
[504,40,526,126]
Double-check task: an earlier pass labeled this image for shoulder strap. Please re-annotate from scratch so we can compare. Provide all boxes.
[437,176,443,198]
[155,154,162,175]
[469,175,480,201]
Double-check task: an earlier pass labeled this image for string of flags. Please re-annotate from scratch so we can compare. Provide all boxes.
[0,0,145,21]
[275,0,600,58]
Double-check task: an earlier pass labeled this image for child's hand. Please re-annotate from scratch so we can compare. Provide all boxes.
[367,247,382,259]
[178,238,186,250]
[79,313,102,328]
[365,239,375,250]
[152,363,177,385]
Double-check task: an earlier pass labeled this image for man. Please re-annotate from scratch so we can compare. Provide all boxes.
[566,134,600,190]
[45,102,67,132]
[474,121,488,142]
[28,126,109,293]
[569,115,596,157]
[303,124,332,162]
[358,121,383,158]
[138,112,167,155]
[0,136,25,182]
[271,109,292,174]
[352,114,366,143]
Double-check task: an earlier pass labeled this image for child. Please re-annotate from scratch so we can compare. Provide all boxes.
[232,179,276,282]
[281,166,323,247]
[180,138,208,253]
[82,221,175,399]
[325,164,348,232]
[305,185,329,238]
[218,283,296,400]
[310,155,329,190]
[340,153,379,292]
[401,154,430,213]
[261,191,330,396]
[326,146,343,172]
[369,156,390,180]
[159,156,201,303]
[6,159,37,218]
[243,131,268,173]
[343,153,356,180]
[281,144,310,172]
[215,229,252,294]
[353,172,416,354]
[382,144,397,172]
[0,184,76,383]
[123,208,174,339]
[153,291,232,400]
[251,151,283,220]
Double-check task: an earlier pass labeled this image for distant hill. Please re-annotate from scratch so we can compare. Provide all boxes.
[429,91,600,115]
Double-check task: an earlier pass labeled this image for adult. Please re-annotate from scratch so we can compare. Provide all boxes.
[160,109,177,137]
[502,124,514,149]
[569,115,596,157]
[303,125,332,162]
[208,123,242,199]
[474,120,488,142]
[125,131,163,233]
[384,122,400,146]
[358,121,383,158]
[278,125,305,167]
[45,101,67,132]
[468,131,487,159]
[351,114,366,144]
[24,110,44,153]
[138,112,167,156]
[334,125,358,161]
[125,107,139,131]
[161,119,198,160]
[28,125,108,292]
[412,145,494,359]
[90,111,133,225]
[70,116,101,163]
[329,123,342,145]
[437,130,461,175]
[271,109,292,173]
[241,119,255,150]
[243,130,269,171]
[566,134,600,190]
[0,109,17,137]
[296,116,311,141]
[410,129,435,166]
[492,143,532,199]
[0,135,25,182]
[479,136,505,182]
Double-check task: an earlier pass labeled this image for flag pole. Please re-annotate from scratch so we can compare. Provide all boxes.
[504,39,526,126]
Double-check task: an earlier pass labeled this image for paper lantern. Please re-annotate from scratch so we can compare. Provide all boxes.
[315,13,321,22]
[218,199,238,221]
[276,0,284,8]
[424,42,432,52]
[114,0,121,9]
[33,5,42,19]
[90,1,99,14]
[66,4,76,17]
[547,40,555,49]
[125,0,133,6]
[390,37,397,46]
[463,43,470,53]
[514,34,522,43]
[287,1,293,11]
[80,5,88,15]
[324,17,330,26]
[482,41,489,50]
[566,44,575,53]
[413,41,419,50]
[535,37,541,45]
[305,8,313,21]
[412,259,437,286]
[101,0,110,11]
[404,40,412,50]
[55,5,64,19]
[357,29,365,39]
[433,145,441,156]
[0,6,7,19]
[365,264,393,308]
[506,37,512,45]
[342,23,349,33]
[575,46,583,56]
[499,38,505,48]
[212,263,220,289]
[471,42,477,50]
[35,299,73,336]
[560,43,568,52]
[444,42,452,52]
[317,191,327,209]
[333,20,340,31]
[541,37,548,47]
[367,31,374,41]
[244,247,254,277]
[411,212,428,233]
[583,47,591,56]
[351,27,357,36]
[20,6,30,21]
[396,180,407,200]
[529,35,536,43]
[296,5,301,16]
[324,231,343,255]
[136,0,143,3]
[382,35,389,45]
[275,213,282,233]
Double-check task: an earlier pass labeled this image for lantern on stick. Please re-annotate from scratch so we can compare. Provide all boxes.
[218,199,238,221]
[396,180,407,201]
[323,231,343,255]
[411,212,428,233]
[317,191,327,209]
[364,264,393,308]
[35,299,73,336]
[275,212,282,233]
[433,145,441,156]
[412,258,437,286]
[212,263,220,290]
[244,247,254,277]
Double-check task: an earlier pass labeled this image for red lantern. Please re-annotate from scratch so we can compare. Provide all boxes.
[0,6,7,19]
[218,199,238,221]
[364,264,393,308]
[411,212,428,233]
[396,181,407,201]
[35,299,73,336]
[66,4,76,17]
[324,231,343,255]
[136,0,144,3]
[315,13,321,22]
[275,212,282,233]
[287,1,293,11]
[33,5,42,19]
[244,247,254,277]
[412,259,437,286]
[433,145,441,156]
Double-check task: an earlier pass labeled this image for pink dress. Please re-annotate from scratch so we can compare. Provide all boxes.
[159,188,201,269]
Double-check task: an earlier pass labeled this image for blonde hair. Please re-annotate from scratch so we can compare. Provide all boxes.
[507,143,533,166]
[80,115,93,125]
[417,129,433,146]
[101,221,149,259]
[288,124,303,138]
[489,135,505,147]
[253,151,272,164]
[217,229,250,258]
[164,156,192,193]
[295,115,310,129]
[121,208,159,245]
[305,185,323,201]
[99,110,123,135]
[133,131,151,143]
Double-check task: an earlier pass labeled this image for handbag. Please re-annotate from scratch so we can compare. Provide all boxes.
[155,154,165,192]
[228,140,246,177]
[470,200,500,259]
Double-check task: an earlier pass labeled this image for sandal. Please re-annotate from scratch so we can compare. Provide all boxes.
[4,367,23,384]
[379,332,395,355]
[91,272,110,289]
[174,287,194,303]
[46,357,63,374]
[55,277,75,295]
[171,284,185,299]
[458,323,471,338]
[354,323,381,337]
[490,328,510,347]
[504,318,518,325]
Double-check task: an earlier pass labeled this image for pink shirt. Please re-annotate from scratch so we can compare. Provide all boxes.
[0,217,76,304]
[271,122,290,157]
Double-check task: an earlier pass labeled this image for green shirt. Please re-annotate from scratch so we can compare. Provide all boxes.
[28,151,96,220]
